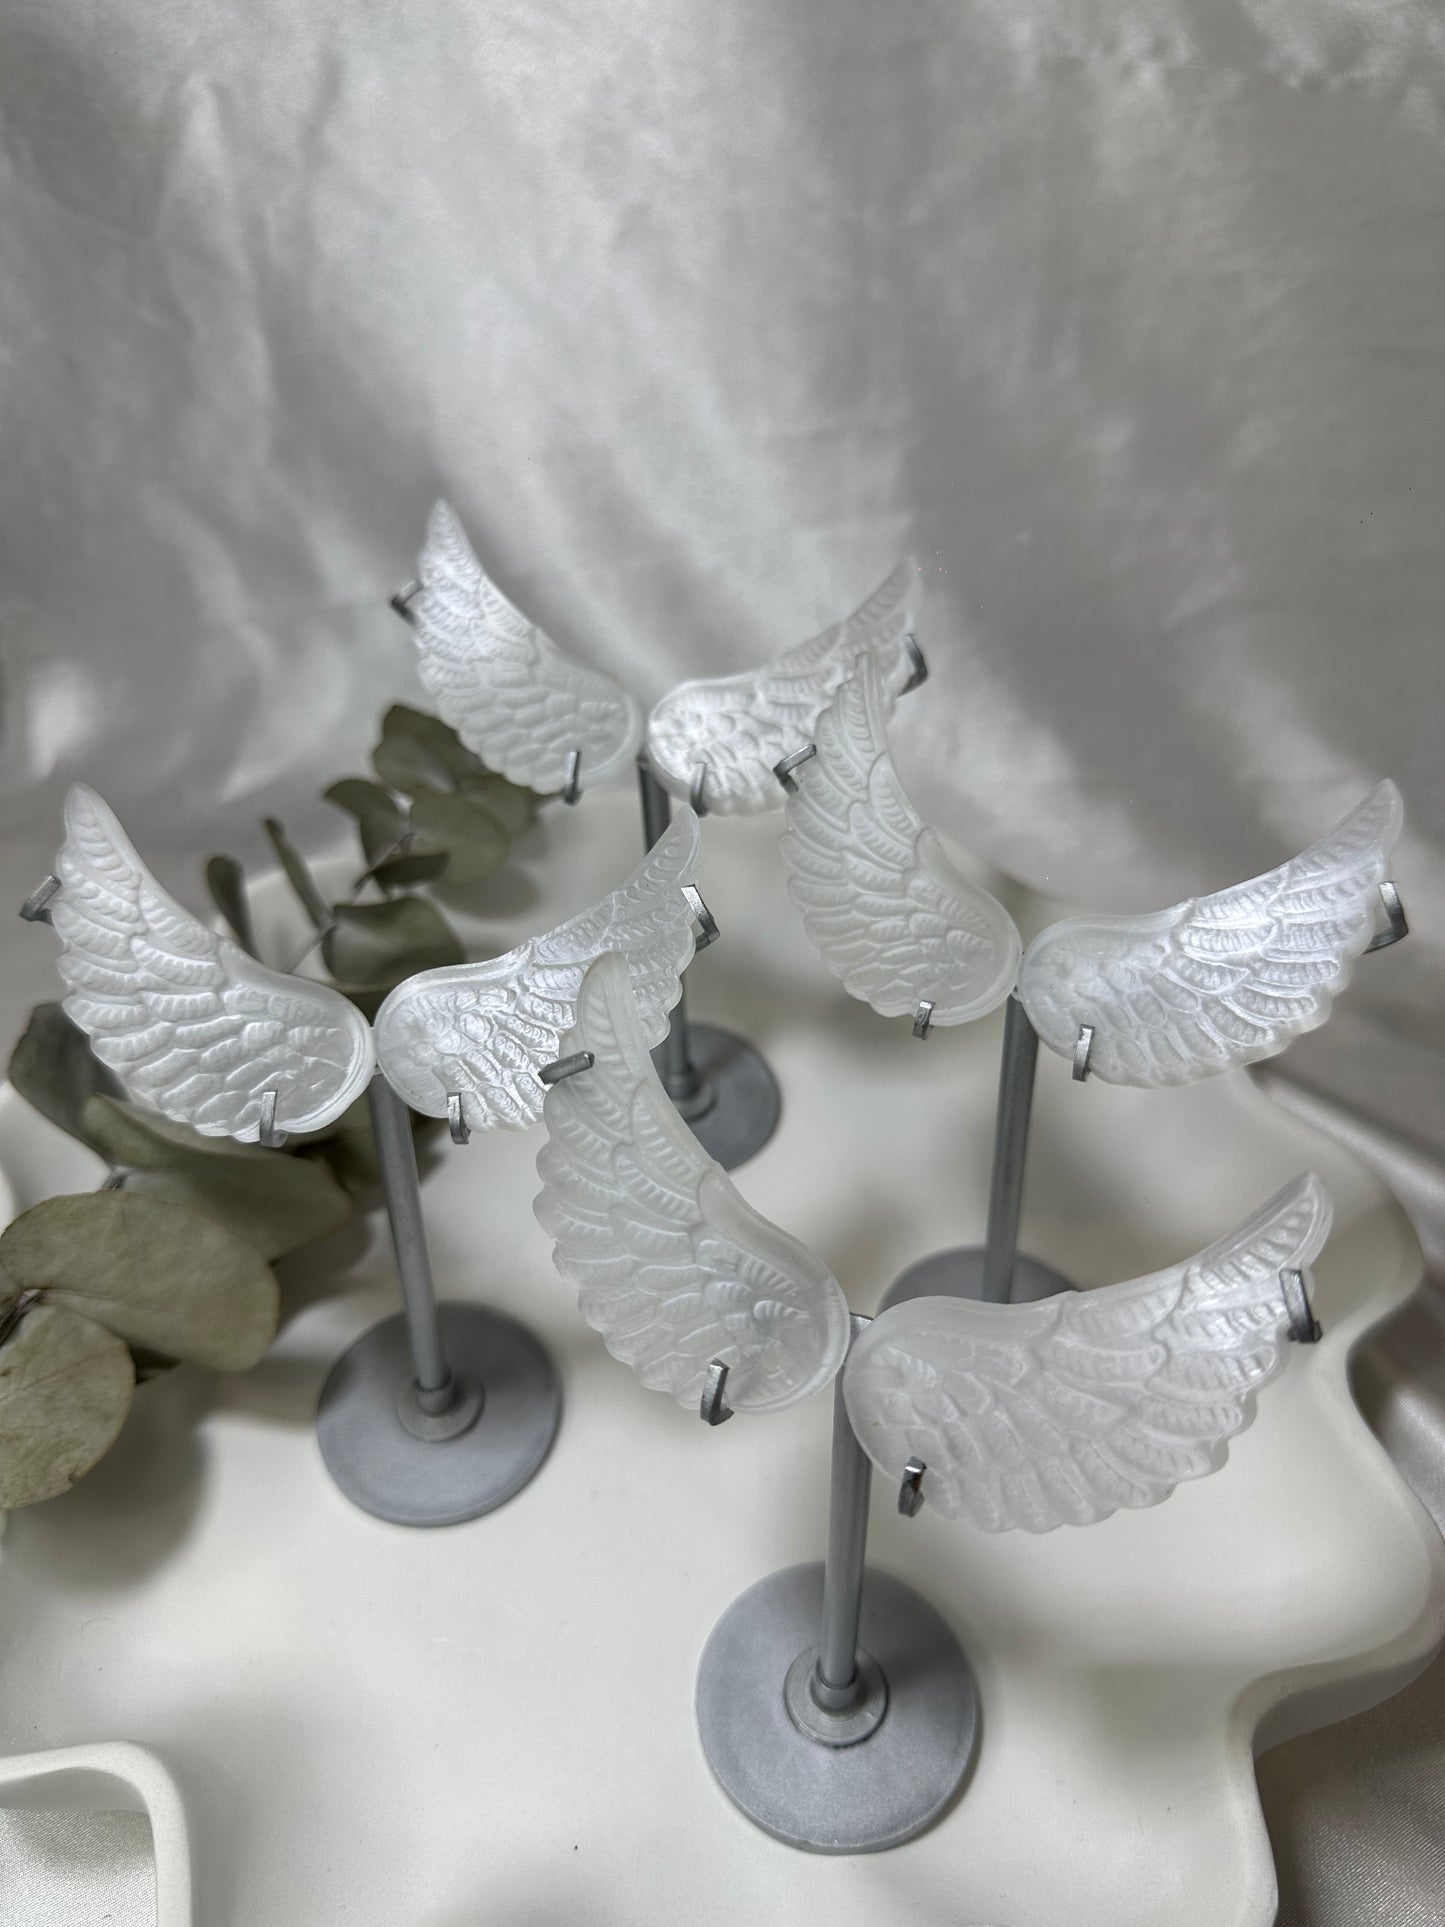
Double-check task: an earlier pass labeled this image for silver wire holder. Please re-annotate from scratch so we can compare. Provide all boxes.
[562,748,583,807]
[366,1074,459,1417]
[773,744,819,795]
[806,1313,881,1723]
[1072,1024,1095,1082]
[899,632,929,693]
[701,1358,734,1426]
[1365,880,1409,952]
[898,1458,927,1518]
[538,1051,595,1086]
[257,1089,288,1149]
[682,884,719,948]
[638,760,709,1112]
[389,580,422,622]
[446,1093,471,1146]
[19,875,62,924]
[1281,1268,1322,1344]
[982,995,1043,1302]
[912,1000,934,1041]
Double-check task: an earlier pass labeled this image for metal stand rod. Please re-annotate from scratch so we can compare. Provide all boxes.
[814,1314,873,1711]
[366,1073,456,1414]
[638,761,704,1105]
[981,994,1040,1305]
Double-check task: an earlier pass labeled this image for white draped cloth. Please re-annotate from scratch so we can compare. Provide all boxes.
[1,3,1443,1919]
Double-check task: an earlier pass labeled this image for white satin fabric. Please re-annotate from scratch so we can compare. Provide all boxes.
[1,4,1443,1918]
[2,1,1442,999]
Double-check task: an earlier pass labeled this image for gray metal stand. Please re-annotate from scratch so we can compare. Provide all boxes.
[694,1317,978,1852]
[638,762,780,1171]
[882,995,1075,1311]
[316,1075,561,1525]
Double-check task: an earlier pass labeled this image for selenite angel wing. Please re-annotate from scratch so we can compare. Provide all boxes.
[404,501,643,795]
[844,1173,1332,1532]
[48,787,375,1141]
[1017,783,1403,1086]
[373,811,703,1134]
[534,951,851,1412]
[779,655,1021,1024]
[644,559,918,816]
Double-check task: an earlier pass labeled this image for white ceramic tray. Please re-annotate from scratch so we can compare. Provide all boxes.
[1,790,1440,1927]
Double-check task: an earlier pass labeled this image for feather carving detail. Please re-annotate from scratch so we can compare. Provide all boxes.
[534,951,851,1412]
[644,559,919,815]
[406,501,643,795]
[843,1173,1332,1531]
[373,811,703,1133]
[779,654,1021,1023]
[49,787,375,1141]
[1017,783,1403,1086]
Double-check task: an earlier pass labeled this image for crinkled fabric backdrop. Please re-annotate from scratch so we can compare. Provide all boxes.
[1,2,1443,1920]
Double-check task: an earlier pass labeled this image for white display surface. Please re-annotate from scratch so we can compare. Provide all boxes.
[0,794,1440,1927]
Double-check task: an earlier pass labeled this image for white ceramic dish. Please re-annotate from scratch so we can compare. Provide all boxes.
[0,1740,191,1926]
[0,788,1440,1927]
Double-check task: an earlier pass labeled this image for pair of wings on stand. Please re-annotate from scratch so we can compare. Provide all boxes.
[781,651,1404,1088]
[48,786,711,1144]
[399,500,925,813]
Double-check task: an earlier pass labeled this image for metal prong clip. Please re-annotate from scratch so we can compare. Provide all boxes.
[773,744,818,796]
[1365,880,1408,952]
[19,875,62,925]
[539,1050,595,1086]
[257,1089,288,1150]
[1281,1268,1322,1344]
[562,748,583,807]
[447,1093,471,1146]
[681,884,719,949]
[1072,1024,1095,1082]
[899,631,929,694]
[912,1000,934,1040]
[689,766,710,817]
[389,580,422,623]
[701,1358,734,1426]
[899,1458,927,1517]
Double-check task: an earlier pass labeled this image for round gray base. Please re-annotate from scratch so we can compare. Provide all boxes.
[694,1561,979,1854]
[316,1303,560,1527]
[880,1245,1077,1313]
[655,1022,780,1172]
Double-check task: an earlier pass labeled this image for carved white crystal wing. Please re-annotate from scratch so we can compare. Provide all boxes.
[534,951,851,1412]
[644,559,919,816]
[844,1173,1332,1532]
[49,787,375,1141]
[373,810,703,1134]
[405,500,643,795]
[1017,782,1403,1087]
[778,654,1021,1024]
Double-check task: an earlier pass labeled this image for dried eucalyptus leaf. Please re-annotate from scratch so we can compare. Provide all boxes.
[205,854,258,956]
[324,777,405,826]
[408,787,509,884]
[371,704,483,795]
[7,1002,124,1149]
[321,897,464,995]
[0,1193,280,1372]
[371,847,450,891]
[263,817,332,929]
[457,770,540,838]
[0,1302,135,1508]
[82,1095,353,1261]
